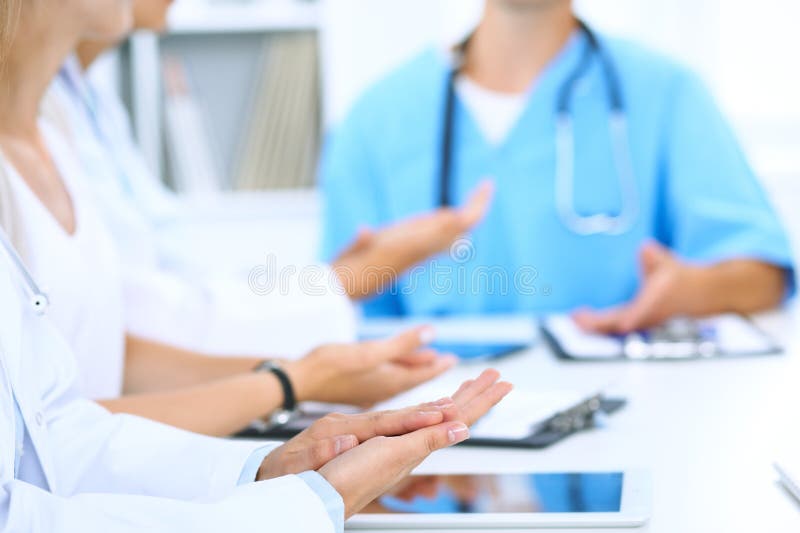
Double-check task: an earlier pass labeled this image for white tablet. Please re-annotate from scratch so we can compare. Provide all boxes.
[347,470,650,529]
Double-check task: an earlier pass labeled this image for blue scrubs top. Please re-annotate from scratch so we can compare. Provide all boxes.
[321,31,793,317]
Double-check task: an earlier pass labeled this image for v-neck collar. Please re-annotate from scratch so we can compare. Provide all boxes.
[444,29,590,151]
[2,122,84,240]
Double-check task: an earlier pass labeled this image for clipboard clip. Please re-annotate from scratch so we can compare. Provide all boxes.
[542,394,605,434]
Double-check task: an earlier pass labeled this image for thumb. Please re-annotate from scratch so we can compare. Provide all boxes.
[396,421,470,461]
[295,434,359,473]
[341,226,376,257]
[458,180,495,229]
[640,240,671,276]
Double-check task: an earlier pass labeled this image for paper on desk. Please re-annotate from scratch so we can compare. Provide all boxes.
[701,314,778,354]
[544,313,779,358]
[377,383,588,440]
[543,315,623,359]
[359,314,539,344]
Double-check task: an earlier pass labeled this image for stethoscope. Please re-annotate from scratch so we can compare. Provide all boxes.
[439,20,639,236]
[0,228,49,315]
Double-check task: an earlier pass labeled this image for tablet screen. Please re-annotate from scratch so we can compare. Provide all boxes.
[362,473,623,514]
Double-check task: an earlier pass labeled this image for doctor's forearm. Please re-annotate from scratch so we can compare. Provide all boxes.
[123,335,265,393]
[97,372,284,436]
[685,259,786,316]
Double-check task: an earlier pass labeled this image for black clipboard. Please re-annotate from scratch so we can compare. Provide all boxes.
[541,315,782,362]
[235,395,627,450]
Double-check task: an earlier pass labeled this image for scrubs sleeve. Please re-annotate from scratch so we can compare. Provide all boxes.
[659,71,794,289]
[320,109,405,316]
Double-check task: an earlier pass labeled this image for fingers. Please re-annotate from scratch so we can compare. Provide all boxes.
[639,240,672,275]
[392,348,440,367]
[572,306,627,334]
[456,380,513,426]
[394,421,471,461]
[458,180,495,229]
[333,226,376,262]
[573,271,674,334]
[360,326,437,366]
[317,421,469,519]
[447,369,512,425]
[351,227,377,252]
[311,402,451,442]
[291,434,359,474]
[614,274,675,333]
[311,368,510,446]
[451,369,500,405]
[397,355,458,390]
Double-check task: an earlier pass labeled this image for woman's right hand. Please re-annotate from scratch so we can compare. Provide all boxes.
[286,326,458,408]
[318,369,512,518]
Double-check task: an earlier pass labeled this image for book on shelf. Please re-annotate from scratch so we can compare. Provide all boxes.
[235,31,321,190]
[162,55,225,195]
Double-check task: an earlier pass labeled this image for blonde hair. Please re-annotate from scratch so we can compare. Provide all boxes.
[0,0,24,252]
[1,0,22,58]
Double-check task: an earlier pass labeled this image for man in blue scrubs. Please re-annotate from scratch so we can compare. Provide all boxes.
[321,0,793,332]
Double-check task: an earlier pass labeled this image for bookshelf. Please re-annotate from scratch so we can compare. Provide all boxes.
[126,0,322,192]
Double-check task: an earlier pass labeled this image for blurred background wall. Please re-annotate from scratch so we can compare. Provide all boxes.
[112,0,800,262]
[320,0,800,174]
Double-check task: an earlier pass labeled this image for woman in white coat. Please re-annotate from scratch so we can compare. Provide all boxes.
[0,226,511,531]
[0,0,481,437]
[46,0,494,360]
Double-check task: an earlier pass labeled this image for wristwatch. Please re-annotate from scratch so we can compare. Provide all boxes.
[253,360,298,429]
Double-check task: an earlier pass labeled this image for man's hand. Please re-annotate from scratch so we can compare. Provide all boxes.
[317,369,512,518]
[572,241,696,334]
[286,327,457,408]
[573,240,787,335]
[333,180,494,299]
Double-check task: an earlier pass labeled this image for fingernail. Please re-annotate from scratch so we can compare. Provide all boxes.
[447,423,470,443]
[433,397,454,407]
[419,327,436,344]
[441,355,458,367]
[334,435,355,454]
[418,410,441,417]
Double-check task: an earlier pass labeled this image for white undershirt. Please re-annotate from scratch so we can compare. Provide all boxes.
[455,75,528,146]
[3,122,125,399]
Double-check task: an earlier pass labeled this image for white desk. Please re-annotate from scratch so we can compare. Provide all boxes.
[354,311,800,532]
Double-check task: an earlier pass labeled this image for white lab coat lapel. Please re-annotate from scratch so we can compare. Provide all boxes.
[14,310,61,492]
[0,269,22,384]
[0,263,25,482]
[0,297,17,483]
[0,266,60,491]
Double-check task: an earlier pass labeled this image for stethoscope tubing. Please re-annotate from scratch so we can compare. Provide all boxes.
[439,19,638,236]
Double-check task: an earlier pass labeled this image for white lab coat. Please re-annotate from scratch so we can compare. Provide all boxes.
[0,252,336,532]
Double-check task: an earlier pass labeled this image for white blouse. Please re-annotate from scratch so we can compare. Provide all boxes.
[3,123,125,399]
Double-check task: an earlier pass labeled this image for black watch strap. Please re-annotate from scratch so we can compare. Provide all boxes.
[254,361,297,412]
